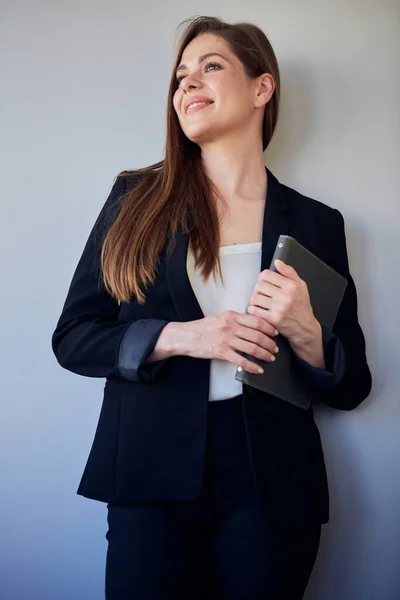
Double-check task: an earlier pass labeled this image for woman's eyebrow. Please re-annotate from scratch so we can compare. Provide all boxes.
[175,52,228,75]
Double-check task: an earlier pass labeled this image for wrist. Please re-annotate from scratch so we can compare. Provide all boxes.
[290,318,326,369]
[147,321,188,361]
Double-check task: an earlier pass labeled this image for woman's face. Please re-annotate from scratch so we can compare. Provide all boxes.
[172,33,266,147]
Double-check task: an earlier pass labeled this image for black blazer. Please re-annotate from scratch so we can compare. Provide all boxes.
[52,167,372,529]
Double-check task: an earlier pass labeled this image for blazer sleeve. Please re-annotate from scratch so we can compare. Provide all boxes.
[294,208,372,410]
[51,174,170,382]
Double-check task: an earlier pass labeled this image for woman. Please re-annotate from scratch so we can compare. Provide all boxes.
[52,15,372,600]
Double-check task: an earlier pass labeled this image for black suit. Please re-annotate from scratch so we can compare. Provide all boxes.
[52,167,372,529]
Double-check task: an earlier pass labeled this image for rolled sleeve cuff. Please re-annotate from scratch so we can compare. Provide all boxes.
[295,325,346,388]
[118,319,170,382]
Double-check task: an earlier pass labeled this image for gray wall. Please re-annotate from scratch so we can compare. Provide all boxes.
[1,1,399,599]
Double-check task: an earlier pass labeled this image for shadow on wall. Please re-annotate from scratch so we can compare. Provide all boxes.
[267,60,318,170]
[266,60,378,600]
[267,60,360,174]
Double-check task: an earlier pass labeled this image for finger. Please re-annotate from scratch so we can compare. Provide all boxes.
[234,324,279,356]
[233,338,277,364]
[249,293,273,311]
[238,312,279,337]
[254,280,285,300]
[226,348,265,375]
[258,269,285,288]
[247,304,278,329]
[273,259,301,281]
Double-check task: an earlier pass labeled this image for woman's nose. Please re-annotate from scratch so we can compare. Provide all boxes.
[181,73,201,91]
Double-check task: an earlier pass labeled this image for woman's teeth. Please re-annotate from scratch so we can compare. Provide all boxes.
[187,102,212,113]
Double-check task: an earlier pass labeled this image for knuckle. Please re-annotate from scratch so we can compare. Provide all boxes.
[219,314,232,329]
[255,330,265,345]
[238,356,248,369]
[226,310,237,323]
[256,317,264,330]
[253,343,264,357]
[221,312,230,323]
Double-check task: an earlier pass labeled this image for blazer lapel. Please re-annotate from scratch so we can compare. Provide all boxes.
[166,167,290,323]
[166,219,205,323]
[260,167,290,272]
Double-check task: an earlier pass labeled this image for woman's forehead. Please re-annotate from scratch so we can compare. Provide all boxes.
[179,33,231,63]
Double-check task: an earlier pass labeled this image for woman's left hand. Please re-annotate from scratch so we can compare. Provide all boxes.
[247,259,326,368]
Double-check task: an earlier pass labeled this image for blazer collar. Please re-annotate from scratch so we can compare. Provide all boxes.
[166,167,290,323]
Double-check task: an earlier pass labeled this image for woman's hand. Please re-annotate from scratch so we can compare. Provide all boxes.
[247,259,326,369]
[151,310,280,375]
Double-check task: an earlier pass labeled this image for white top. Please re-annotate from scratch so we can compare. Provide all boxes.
[187,240,262,401]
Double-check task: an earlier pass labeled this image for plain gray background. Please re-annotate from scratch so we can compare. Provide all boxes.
[1,1,399,599]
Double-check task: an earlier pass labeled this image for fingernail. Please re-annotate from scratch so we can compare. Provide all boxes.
[258,367,264,374]
[274,329,279,336]
[274,346,279,354]
[270,355,276,362]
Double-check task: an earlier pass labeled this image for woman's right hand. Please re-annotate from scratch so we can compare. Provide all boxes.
[152,311,279,375]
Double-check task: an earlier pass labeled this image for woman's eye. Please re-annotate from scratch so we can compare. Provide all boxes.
[176,61,221,84]
[204,61,221,73]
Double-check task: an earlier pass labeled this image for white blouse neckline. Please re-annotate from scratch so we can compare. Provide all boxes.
[219,241,262,255]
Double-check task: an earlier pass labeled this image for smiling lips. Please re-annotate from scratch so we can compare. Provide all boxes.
[185,100,214,115]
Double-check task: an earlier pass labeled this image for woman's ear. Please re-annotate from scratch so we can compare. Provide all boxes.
[255,73,275,108]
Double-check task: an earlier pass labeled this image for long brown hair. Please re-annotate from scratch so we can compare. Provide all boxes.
[102,16,281,304]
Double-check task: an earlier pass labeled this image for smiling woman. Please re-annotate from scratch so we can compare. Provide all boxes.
[172,31,276,168]
[97,17,280,305]
[52,14,371,600]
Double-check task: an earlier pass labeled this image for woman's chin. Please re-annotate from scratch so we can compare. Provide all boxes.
[184,125,221,146]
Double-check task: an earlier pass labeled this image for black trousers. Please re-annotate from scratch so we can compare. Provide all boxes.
[105,394,321,599]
